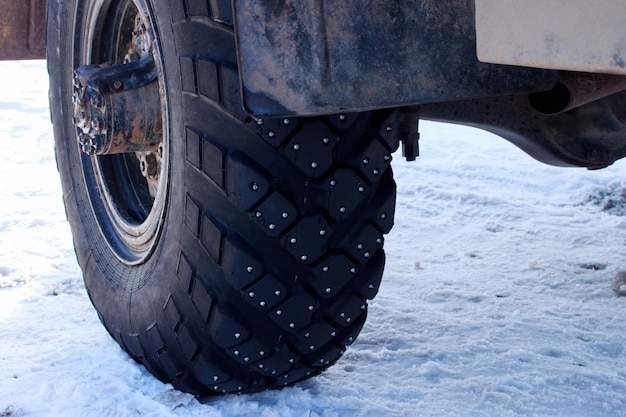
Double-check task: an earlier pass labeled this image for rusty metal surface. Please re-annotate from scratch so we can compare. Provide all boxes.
[233,0,557,117]
[73,56,162,155]
[0,0,46,60]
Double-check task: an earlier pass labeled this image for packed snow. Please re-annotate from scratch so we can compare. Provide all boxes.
[2,61,626,417]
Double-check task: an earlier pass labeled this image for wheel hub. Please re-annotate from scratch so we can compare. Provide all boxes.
[72,54,161,155]
[71,2,169,265]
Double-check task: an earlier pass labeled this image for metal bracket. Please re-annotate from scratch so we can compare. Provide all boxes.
[399,108,420,162]
[74,55,158,95]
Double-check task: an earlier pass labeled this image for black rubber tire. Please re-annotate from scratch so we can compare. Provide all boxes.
[47,0,399,395]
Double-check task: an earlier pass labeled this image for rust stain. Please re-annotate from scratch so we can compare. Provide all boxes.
[0,0,46,60]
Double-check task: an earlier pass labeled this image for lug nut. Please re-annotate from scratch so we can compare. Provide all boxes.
[91,118,105,131]
[90,93,104,108]
[140,154,158,177]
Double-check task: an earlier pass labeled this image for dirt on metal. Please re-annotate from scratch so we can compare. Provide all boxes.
[0,0,46,60]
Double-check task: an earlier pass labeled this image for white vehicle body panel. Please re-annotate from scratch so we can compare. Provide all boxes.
[475,0,626,75]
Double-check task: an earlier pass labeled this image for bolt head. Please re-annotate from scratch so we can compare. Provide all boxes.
[111,80,124,92]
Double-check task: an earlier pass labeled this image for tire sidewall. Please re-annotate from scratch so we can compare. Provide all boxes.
[48,0,187,338]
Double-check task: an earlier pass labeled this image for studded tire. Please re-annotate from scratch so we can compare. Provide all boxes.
[48,0,399,396]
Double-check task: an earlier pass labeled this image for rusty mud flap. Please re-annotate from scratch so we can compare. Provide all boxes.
[233,0,556,117]
[0,0,46,60]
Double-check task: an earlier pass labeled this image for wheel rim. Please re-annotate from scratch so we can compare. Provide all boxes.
[74,0,169,265]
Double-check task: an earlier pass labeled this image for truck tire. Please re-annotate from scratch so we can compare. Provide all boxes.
[47,0,399,395]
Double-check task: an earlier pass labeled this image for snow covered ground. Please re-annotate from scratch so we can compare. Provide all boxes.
[2,61,626,417]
